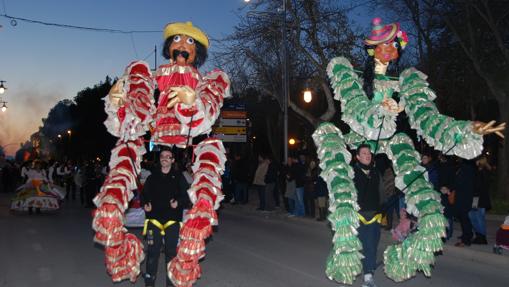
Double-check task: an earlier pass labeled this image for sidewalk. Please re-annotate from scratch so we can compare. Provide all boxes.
[220,187,509,267]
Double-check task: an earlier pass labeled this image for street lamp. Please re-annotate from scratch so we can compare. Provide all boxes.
[289,138,296,145]
[303,89,312,103]
[1,102,7,112]
[0,81,6,94]
[67,129,72,135]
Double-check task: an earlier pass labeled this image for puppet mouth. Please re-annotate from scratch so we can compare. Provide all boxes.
[172,50,190,62]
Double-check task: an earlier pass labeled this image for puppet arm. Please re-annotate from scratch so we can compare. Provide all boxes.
[173,69,231,137]
[327,57,398,140]
[104,61,156,142]
[399,68,485,159]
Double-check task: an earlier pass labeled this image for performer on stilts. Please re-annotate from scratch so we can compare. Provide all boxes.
[11,160,66,213]
[312,17,505,285]
[92,21,230,287]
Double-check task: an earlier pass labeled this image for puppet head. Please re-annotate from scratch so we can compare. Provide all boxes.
[162,22,209,68]
[364,18,408,64]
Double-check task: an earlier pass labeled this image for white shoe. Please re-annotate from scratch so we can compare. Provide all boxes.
[361,278,377,287]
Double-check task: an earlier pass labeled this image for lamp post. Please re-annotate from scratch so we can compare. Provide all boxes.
[281,0,288,165]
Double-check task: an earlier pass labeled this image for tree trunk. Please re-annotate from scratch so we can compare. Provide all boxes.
[266,115,282,160]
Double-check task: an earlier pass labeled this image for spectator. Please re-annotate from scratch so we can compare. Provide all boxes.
[445,159,476,247]
[252,154,270,211]
[289,154,306,217]
[304,159,318,218]
[264,156,278,211]
[314,174,328,221]
[232,152,249,204]
[437,153,455,241]
[470,155,493,244]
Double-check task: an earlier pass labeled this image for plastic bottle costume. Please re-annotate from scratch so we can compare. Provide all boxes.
[312,18,505,284]
[92,22,230,287]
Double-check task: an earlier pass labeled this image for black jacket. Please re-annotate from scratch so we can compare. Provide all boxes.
[353,163,382,216]
[141,169,190,223]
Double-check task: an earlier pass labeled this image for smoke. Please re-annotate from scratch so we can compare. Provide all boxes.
[0,86,64,156]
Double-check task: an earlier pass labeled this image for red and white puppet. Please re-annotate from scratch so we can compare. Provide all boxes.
[92,22,230,287]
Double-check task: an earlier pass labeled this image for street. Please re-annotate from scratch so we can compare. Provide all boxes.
[1,193,508,287]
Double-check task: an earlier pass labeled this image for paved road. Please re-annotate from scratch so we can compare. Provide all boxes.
[1,193,508,287]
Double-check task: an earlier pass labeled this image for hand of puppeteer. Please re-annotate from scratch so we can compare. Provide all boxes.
[144,202,152,212]
[108,78,127,107]
[170,199,178,209]
[472,120,506,139]
[166,86,196,108]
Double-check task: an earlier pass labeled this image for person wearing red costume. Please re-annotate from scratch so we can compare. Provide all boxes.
[92,22,230,287]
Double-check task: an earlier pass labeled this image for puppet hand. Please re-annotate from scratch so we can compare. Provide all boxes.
[381,97,403,114]
[472,121,506,139]
[109,78,127,107]
[170,199,178,209]
[144,202,152,212]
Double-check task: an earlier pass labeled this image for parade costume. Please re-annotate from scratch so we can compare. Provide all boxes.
[11,169,66,213]
[312,18,504,284]
[92,22,230,286]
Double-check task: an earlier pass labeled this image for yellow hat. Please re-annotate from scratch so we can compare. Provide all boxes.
[163,21,209,48]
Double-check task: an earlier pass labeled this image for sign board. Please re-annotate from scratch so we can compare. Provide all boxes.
[218,118,246,127]
[221,110,247,119]
[214,134,247,142]
[213,126,246,135]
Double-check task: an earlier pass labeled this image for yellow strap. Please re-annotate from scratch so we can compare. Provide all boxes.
[142,219,180,236]
[358,213,382,225]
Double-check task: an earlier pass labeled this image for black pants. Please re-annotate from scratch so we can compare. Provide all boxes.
[144,223,180,286]
[456,208,473,245]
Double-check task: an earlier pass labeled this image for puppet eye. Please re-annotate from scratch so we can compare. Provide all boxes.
[173,35,182,42]
[186,37,195,45]
[392,42,399,48]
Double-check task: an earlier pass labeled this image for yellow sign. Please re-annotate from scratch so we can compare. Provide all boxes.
[213,126,247,135]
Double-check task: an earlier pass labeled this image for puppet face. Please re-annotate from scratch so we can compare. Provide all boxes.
[374,41,399,64]
[169,34,197,66]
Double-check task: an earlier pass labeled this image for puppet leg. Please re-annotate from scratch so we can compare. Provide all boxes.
[312,123,363,285]
[168,138,226,287]
[383,133,447,281]
[93,60,155,282]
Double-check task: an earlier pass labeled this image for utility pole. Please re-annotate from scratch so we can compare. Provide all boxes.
[282,0,288,165]
[154,45,157,69]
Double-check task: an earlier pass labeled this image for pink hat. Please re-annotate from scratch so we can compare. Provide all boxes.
[364,18,401,46]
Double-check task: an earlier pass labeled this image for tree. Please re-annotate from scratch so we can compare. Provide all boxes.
[217,0,360,160]
[39,77,116,162]
[440,0,509,199]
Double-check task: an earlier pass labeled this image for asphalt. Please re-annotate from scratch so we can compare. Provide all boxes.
[224,188,509,266]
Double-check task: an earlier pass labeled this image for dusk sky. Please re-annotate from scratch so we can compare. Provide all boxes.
[0,0,369,156]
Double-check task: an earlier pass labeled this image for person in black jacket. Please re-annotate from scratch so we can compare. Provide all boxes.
[353,144,383,287]
[141,147,190,287]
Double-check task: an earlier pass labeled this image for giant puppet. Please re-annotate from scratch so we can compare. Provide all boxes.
[92,22,230,287]
[312,18,505,285]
